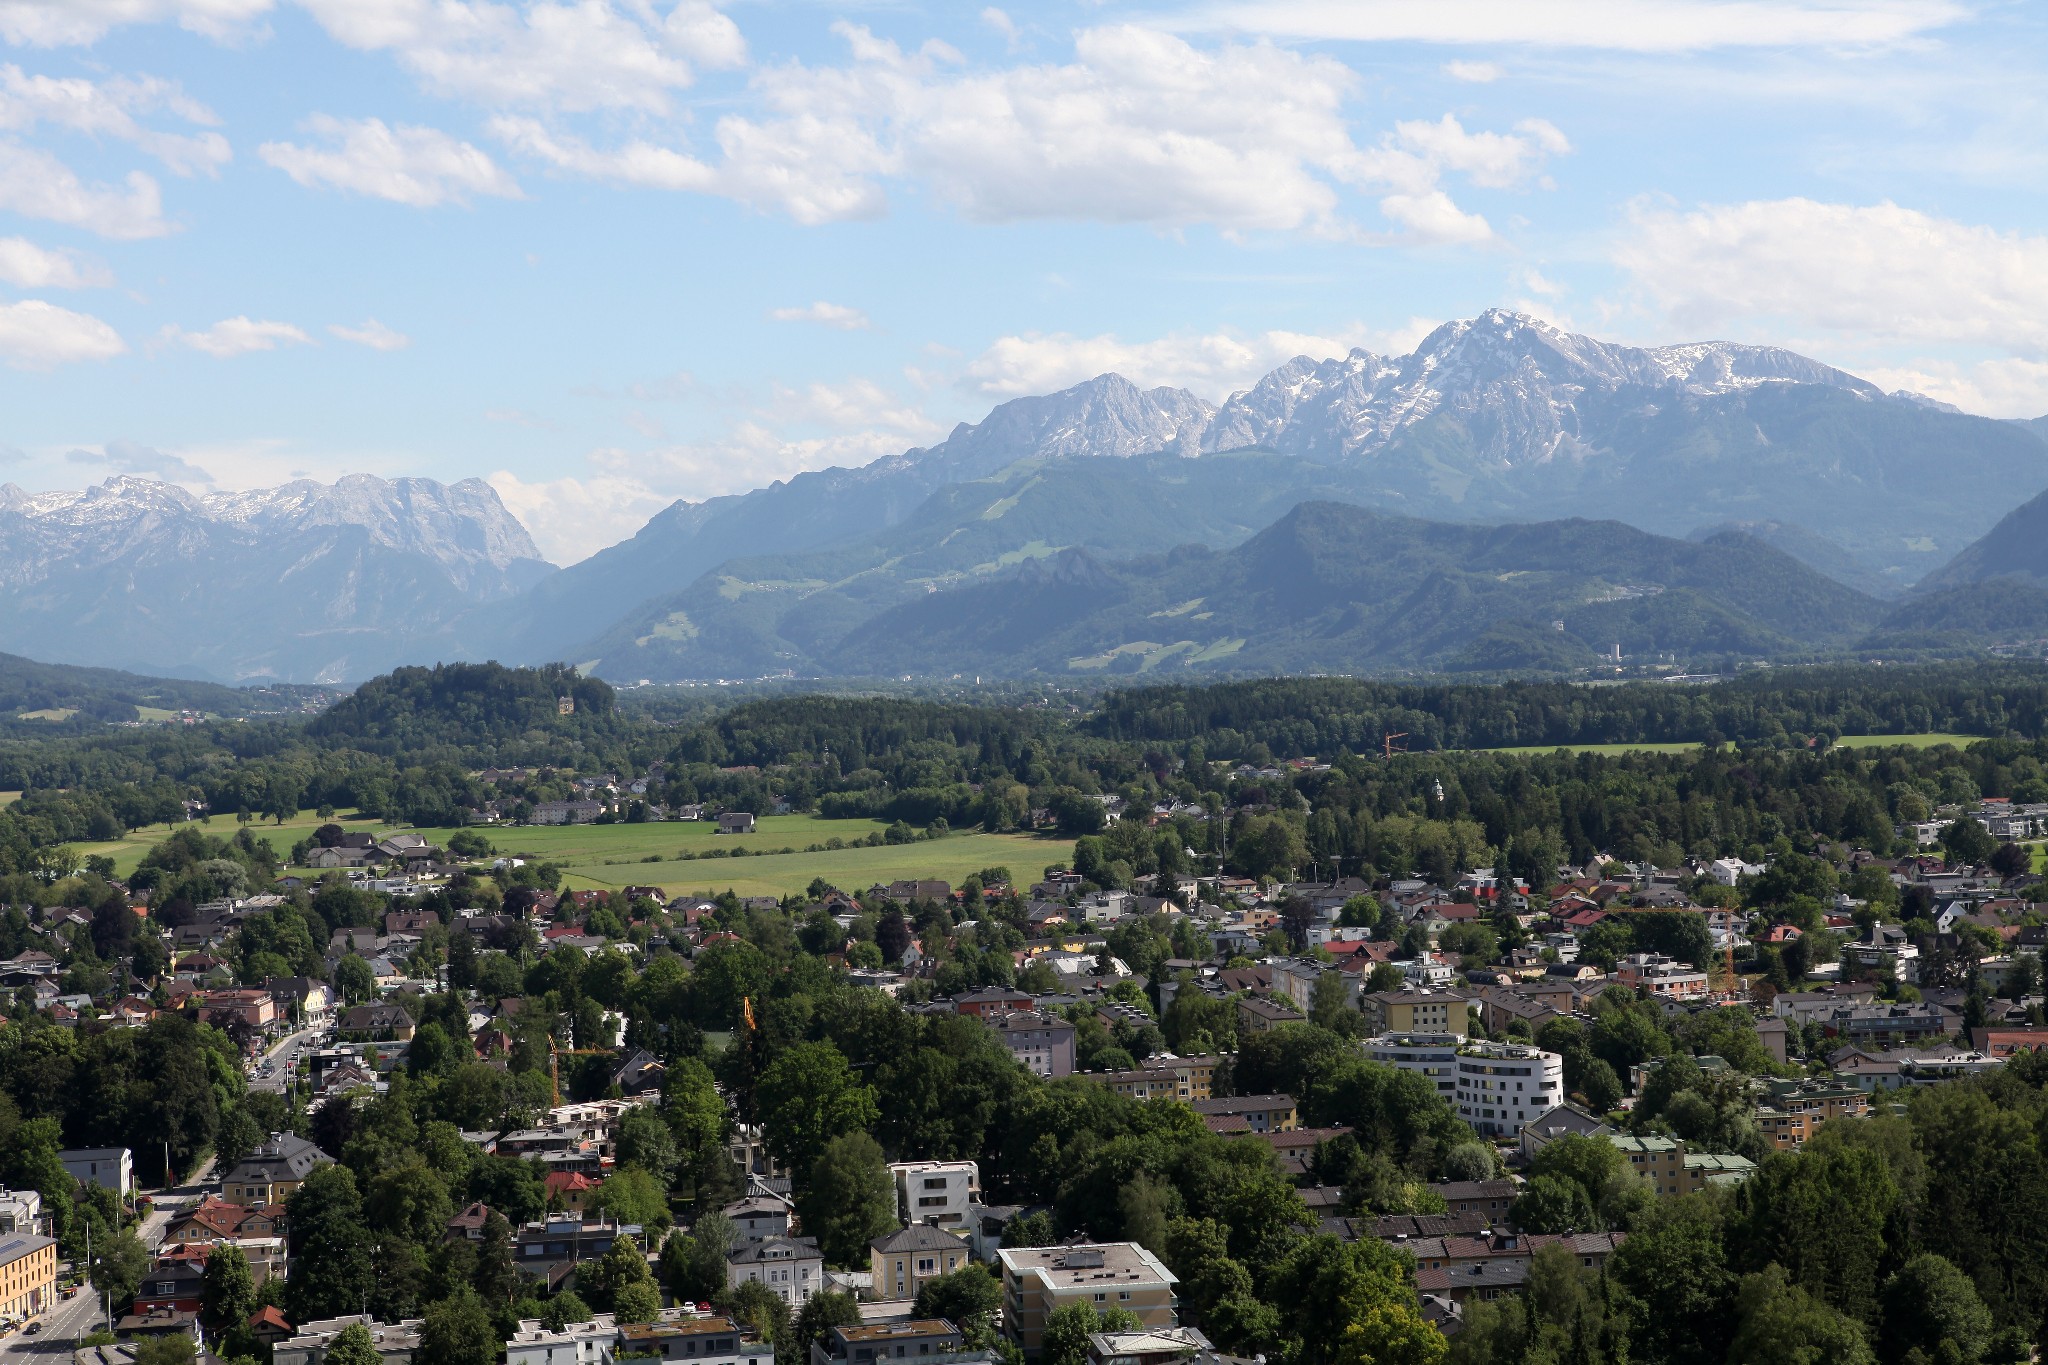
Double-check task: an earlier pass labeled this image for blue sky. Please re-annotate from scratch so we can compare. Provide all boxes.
[0,0,2043,562]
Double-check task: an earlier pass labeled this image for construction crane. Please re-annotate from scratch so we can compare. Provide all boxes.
[1383,731,1409,760]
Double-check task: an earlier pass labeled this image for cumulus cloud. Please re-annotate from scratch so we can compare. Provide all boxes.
[0,141,167,238]
[297,0,745,114]
[0,236,110,288]
[961,322,1434,399]
[487,469,673,564]
[1615,197,2048,354]
[768,301,871,331]
[328,318,410,350]
[66,437,214,483]
[0,0,272,47]
[0,65,230,176]
[161,315,310,357]
[260,115,521,207]
[982,7,1020,46]
[1178,0,1967,53]
[496,23,1559,242]
[0,298,124,367]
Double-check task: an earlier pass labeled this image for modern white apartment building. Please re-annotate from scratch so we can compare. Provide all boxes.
[1361,1033,1462,1097]
[889,1161,980,1230]
[1454,1042,1565,1137]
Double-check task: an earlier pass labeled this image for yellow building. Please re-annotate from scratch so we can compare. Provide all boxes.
[1363,990,1469,1038]
[998,1244,1177,1357]
[0,1234,56,1324]
[1090,1056,1217,1102]
[869,1224,969,1303]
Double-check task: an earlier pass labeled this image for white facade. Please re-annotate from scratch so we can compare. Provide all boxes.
[0,1188,43,1235]
[1362,1033,1461,1097]
[889,1161,980,1230]
[57,1149,132,1198]
[507,1316,616,1365]
[1455,1042,1566,1138]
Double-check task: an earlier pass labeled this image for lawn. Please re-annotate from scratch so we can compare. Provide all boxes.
[1480,733,1983,757]
[553,831,1073,898]
[73,807,1073,899]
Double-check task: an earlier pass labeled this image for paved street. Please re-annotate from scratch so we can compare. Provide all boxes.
[250,1026,321,1095]
[0,1281,103,1362]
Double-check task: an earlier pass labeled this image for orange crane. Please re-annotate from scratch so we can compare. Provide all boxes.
[1383,731,1409,759]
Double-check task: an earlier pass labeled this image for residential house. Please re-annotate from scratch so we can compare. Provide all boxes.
[889,1162,979,1230]
[1605,1134,1755,1197]
[1362,990,1469,1038]
[996,1244,1178,1357]
[1753,1079,1871,1150]
[718,813,757,835]
[132,1260,207,1316]
[515,1216,644,1289]
[727,1234,823,1307]
[58,1148,133,1198]
[1454,1042,1566,1138]
[869,1223,970,1302]
[1086,1055,1217,1103]
[339,1003,416,1041]
[616,1316,771,1365]
[1236,997,1303,1036]
[1518,1105,1615,1161]
[984,1010,1076,1078]
[812,1320,988,1365]
[223,1134,333,1207]
[1188,1095,1297,1135]
[0,1188,42,1235]
[722,1194,794,1241]
[274,1316,424,1365]
[1613,954,1710,1001]
[506,1314,617,1365]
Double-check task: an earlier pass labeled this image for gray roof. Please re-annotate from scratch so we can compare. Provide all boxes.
[870,1223,966,1254]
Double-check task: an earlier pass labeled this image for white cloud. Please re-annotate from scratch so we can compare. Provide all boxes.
[982,7,1020,47]
[0,298,123,367]
[1613,197,2048,356]
[487,469,672,565]
[0,0,272,46]
[1860,358,2048,419]
[161,315,311,357]
[0,65,230,176]
[328,318,410,350]
[260,116,521,207]
[497,22,1556,242]
[0,140,167,237]
[1179,0,1967,52]
[66,437,214,483]
[0,236,110,288]
[1443,60,1503,82]
[961,323,1425,399]
[768,301,872,331]
[297,0,745,115]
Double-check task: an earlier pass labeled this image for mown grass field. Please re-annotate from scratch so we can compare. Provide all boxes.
[1482,733,1983,757]
[72,808,1073,898]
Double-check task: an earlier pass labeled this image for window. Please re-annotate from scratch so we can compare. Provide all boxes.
[1095,1294,1107,1303]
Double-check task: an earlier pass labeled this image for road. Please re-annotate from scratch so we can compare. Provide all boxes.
[0,1281,102,1362]
[250,1025,321,1095]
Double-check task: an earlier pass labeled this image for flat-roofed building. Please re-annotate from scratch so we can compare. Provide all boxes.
[0,1233,56,1323]
[617,1315,772,1365]
[889,1162,979,1231]
[811,1319,994,1365]
[58,1149,132,1198]
[1087,1056,1217,1103]
[1362,1033,1461,1097]
[1362,991,1468,1038]
[997,1244,1177,1357]
[1454,1043,1564,1138]
[274,1316,423,1365]
[506,1314,617,1365]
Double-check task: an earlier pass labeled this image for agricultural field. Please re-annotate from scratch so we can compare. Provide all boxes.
[71,807,1073,898]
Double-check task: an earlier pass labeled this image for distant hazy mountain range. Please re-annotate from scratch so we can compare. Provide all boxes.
[7,309,2048,683]
[0,474,548,681]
